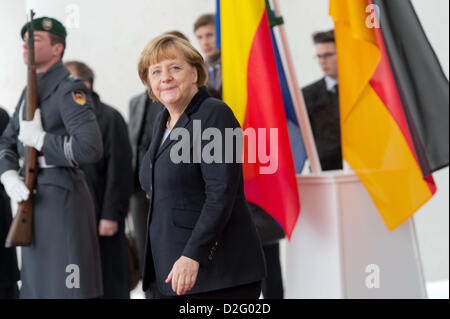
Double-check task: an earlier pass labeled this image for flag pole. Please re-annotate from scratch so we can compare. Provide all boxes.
[271,0,322,174]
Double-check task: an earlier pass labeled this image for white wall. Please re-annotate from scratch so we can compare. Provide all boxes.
[23,0,215,121]
[0,0,448,285]
[0,0,26,111]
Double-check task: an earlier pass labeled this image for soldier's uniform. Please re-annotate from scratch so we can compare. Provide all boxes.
[0,19,104,298]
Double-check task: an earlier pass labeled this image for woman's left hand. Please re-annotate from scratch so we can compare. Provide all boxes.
[166,256,200,295]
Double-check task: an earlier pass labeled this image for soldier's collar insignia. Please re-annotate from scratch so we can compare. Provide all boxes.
[72,91,86,105]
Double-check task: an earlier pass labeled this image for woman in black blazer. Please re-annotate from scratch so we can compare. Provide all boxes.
[137,34,266,298]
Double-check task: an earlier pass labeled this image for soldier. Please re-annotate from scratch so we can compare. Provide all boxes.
[0,106,20,299]
[0,17,104,298]
[65,60,133,299]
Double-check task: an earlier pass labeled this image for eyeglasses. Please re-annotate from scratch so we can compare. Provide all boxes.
[315,52,336,60]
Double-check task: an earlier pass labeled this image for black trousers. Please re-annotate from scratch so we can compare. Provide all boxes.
[261,242,284,299]
[98,220,130,299]
[129,189,152,298]
[0,283,19,299]
[130,189,149,274]
[151,281,262,299]
[1,191,20,299]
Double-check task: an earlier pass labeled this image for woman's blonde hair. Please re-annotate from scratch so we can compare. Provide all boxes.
[138,34,208,100]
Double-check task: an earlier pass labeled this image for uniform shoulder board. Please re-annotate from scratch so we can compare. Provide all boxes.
[72,90,86,105]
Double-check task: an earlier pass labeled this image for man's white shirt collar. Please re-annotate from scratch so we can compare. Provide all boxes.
[325,76,338,92]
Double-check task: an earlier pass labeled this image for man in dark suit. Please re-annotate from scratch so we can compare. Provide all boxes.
[302,29,343,171]
[65,61,133,298]
[194,13,222,99]
[0,106,20,299]
[128,92,162,298]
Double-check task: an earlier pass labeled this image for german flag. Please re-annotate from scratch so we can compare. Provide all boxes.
[330,0,449,230]
[221,0,300,238]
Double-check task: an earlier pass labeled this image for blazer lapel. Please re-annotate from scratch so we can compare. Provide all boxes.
[315,78,333,109]
[153,86,211,161]
[155,112,190,160]
[149,108,169,165]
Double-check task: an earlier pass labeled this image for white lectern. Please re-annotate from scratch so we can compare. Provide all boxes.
[285,172,427,298]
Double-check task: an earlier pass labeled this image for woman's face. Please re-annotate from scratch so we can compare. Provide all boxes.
[148,53,198,108]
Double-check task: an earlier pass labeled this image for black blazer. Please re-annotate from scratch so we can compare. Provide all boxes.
[302,78,342,170]
[139,87,266,296]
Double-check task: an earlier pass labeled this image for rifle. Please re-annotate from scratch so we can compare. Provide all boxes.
[5,10,38,248]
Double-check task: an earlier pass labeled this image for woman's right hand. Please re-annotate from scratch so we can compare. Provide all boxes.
[165,255,200,295]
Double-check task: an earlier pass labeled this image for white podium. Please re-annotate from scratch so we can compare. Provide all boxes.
[285,172,427,298]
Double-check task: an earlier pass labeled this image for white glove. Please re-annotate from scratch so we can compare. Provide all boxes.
[19,108,46,152]
[0,170,30,202]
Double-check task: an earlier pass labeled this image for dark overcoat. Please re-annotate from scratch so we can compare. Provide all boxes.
[81,92,132,298]
[0,107,20,298]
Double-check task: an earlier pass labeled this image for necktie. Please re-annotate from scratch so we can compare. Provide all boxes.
[208,66,217,89]
[209,65,220,90]
[331,83,339,107]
